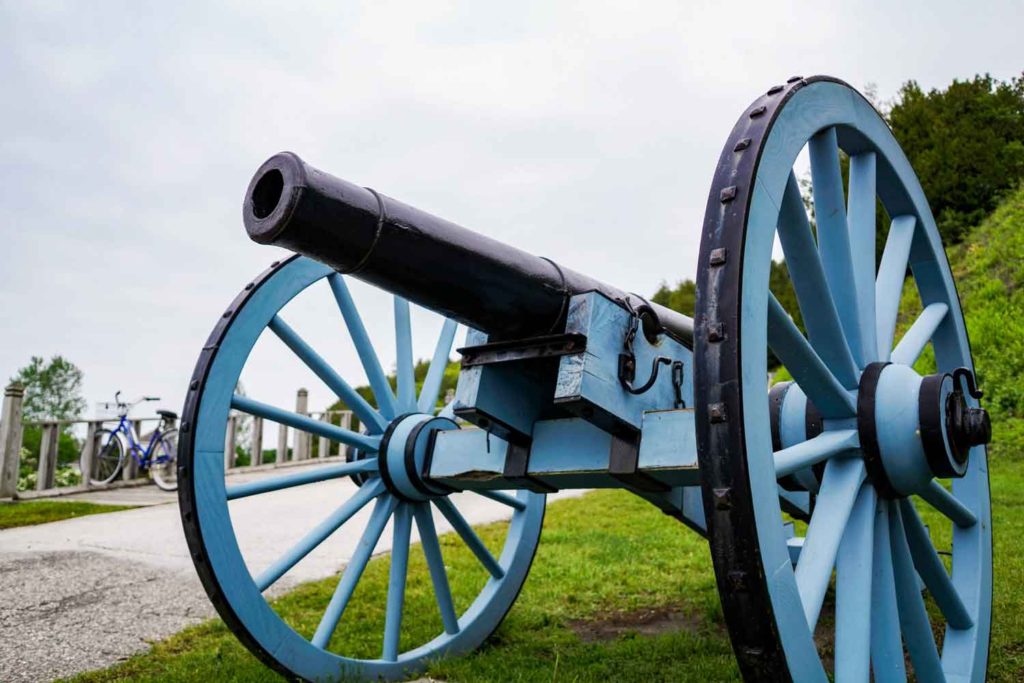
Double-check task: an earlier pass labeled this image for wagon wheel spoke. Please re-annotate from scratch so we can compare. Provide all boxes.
[875,216,917,359]
[890,302,949,366]
[870,500,908,682]
[328,273,399,419]
[413,502,460,634]
[808,127,866,364]
[767,293,857,418]
[313,494,398,648]
[382,502,413,661]
[834,484,876,682]
[775,173,859,389]
[773,429,859,479]
[183,255,549,678]
[475,489,528,511]
[231,394,381,453]
[794,458,866,630]
[918,480,977,528]
[418,318,458,414]
[847,151,878,365]
[226,459,378,500]
[394,296,417,412]
[898,499,973,628]
[268,314,387,433]
[434,497,505,579]
[255,479,385,592]
[889,505,946,682]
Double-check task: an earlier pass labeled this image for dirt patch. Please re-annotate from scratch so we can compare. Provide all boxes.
[568,605,703,643]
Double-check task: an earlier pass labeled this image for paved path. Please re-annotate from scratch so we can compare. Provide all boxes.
[0,467,579,682]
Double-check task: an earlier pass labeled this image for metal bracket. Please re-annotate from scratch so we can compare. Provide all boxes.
[608,432,670,493]
[458,333,587,367]
[502,441,558,493]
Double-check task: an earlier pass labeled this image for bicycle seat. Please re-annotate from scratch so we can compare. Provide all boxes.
[157,410,179,421]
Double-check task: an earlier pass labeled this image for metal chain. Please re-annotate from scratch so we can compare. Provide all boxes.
[617,298,684,407]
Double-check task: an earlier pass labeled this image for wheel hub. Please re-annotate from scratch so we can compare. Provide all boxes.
[857,362,990,497]
[377,414,459,501]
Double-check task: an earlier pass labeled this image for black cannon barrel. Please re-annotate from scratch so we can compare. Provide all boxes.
[243,152,694,344]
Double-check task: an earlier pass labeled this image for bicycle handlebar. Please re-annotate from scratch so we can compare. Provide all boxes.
[109,392,161,412]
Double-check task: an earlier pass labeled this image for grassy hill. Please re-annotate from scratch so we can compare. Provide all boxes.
[913,185,1024,678]
[941,184,1024,452]
[893,184,1024,454]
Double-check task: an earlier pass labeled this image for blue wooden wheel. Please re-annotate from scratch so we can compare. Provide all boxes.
[178,255,545,681]
[695,77,991,682]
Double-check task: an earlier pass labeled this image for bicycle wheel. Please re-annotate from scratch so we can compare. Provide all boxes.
[85,429,124,485]
[151,429,178,491]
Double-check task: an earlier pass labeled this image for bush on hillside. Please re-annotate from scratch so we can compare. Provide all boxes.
[888,74,1024,245]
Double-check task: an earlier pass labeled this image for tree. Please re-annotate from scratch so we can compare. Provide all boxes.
[327,358,461,432]
[652,279,696,317]
[888,73,1024,244]
[10,355,87,471]
[11,355,86,423]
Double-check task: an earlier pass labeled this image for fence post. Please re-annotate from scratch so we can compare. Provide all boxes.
[36,421,59,490]
[294,388,309,461]
[224,414,237,470]
[338,412,353,461]
[0,383,25,498]
[318,412,330,459]
[81,420,100,487]
[120,419,142,481]
[276,423,288,465]
[251,416,263,468]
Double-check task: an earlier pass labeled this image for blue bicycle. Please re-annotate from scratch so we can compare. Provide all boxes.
[82,392,179,490]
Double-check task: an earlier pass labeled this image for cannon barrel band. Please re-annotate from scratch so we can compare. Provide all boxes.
[243,152,694,344]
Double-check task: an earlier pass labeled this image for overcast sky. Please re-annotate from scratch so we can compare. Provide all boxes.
[1,1,1020,426]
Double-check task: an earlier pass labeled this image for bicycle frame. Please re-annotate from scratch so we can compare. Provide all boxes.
[103,415,172,468]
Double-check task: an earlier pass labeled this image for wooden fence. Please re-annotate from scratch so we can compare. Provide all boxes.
[0,382,353,500]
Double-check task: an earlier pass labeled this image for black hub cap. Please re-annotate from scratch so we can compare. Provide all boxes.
[920,367,991,477]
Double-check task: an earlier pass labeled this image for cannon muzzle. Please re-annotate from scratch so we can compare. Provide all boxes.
[243,152,693,343]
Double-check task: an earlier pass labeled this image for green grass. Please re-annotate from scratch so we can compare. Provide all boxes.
[0,499,136,529]
[65,455,1024,682]
[68,489,736,683]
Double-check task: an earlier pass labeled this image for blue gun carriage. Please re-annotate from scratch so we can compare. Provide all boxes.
[178,77,993,682]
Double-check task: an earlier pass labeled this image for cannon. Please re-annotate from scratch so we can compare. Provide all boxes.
[178,77,993,682]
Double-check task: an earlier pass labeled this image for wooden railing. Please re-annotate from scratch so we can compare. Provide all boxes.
[0,383,354,500]
[223,409,355,469]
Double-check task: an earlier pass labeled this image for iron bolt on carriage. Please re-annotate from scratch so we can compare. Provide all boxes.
[178,77,992,682]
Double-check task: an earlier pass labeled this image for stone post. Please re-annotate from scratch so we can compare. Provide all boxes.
[0,383,25,498]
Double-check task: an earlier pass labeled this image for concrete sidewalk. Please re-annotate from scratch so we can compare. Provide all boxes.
[0,468,578,682]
